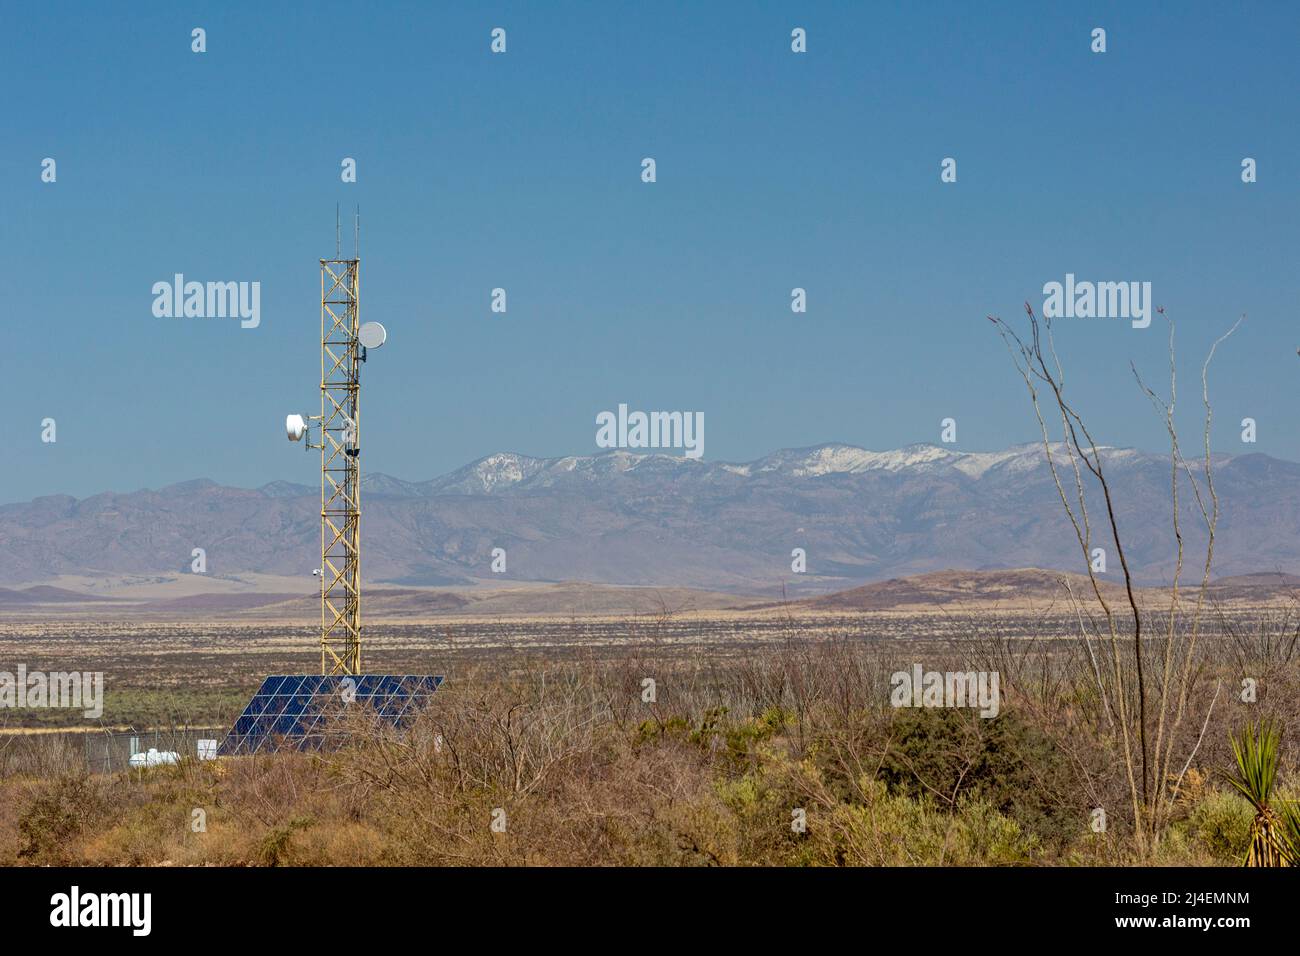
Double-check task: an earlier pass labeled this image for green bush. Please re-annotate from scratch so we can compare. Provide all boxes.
[875,707,1077,850]
[801,776,1039,866]
[1187,790,1253,862]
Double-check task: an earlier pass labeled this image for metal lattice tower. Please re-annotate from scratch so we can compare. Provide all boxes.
[239,222,426,762]
[319,256,362,674]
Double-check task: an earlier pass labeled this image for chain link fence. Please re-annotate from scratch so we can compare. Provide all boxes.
[83,726,224,774]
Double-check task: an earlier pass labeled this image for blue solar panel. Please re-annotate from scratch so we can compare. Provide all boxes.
[219,674,443,755]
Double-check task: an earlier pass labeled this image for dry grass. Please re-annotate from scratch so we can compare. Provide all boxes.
[1,632,1294,867]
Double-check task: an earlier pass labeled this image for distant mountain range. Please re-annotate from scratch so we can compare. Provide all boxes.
[2,443,1298,592]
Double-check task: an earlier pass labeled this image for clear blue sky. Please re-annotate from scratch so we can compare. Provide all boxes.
[4,1,1297,503]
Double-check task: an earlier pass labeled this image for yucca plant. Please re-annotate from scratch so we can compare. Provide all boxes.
[1224,720,1299,866]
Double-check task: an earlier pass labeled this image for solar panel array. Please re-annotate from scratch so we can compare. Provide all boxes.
[219,674,443,755]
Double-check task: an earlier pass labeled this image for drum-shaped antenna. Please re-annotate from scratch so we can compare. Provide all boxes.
[358,322,387,350]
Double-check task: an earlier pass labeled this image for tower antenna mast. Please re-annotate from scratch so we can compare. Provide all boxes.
[285,218,388,674]
[317,234,363,674]
[223,227,433,758]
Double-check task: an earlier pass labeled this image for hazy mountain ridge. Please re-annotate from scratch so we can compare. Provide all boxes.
[1,443,1295,591]
[357,442,1201,496]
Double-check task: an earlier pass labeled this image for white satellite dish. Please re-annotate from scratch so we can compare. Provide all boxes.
[358,322,387,350]
[286,413,307,442]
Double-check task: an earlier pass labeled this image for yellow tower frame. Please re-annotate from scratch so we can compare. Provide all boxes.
[319,257,362,674]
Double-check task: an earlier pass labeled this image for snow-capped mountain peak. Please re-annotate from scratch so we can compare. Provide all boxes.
[334,441,1181,498]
